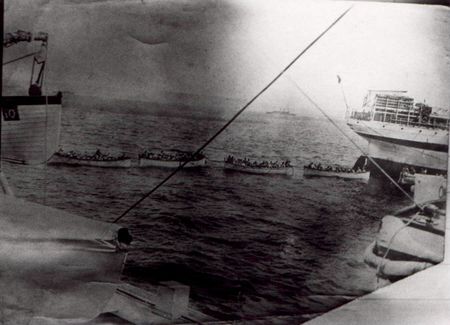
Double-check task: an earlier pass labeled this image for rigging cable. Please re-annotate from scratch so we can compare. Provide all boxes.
[113,5,354,223]
[2,51,37,65]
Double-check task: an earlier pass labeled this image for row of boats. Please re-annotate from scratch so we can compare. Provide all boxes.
[50,149,207,168]
[52,148,446,284]
[50,149,371,180]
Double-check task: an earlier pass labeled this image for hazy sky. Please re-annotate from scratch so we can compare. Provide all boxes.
[4,0,450,117]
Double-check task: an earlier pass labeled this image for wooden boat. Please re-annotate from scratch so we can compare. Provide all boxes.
[364,199,445,280]
[49,152,132,168]
[138,150,207,168]
[364,174,446,281]
[138,157,207,168]
[138,156,207,168]
[224,162,293,175]
[303,166,370,181]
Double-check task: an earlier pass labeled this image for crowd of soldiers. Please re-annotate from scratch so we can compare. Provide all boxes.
[225,155,292,169]
[57,149,129,161]
[139,150,204,161]
[305,162,366,173]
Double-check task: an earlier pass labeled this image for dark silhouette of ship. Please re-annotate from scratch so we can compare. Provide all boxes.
[266,107,296,117]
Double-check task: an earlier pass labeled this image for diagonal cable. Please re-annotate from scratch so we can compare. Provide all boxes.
[2,52,37,65]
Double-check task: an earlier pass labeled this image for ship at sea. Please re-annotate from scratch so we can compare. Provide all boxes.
[347,90,449,181]
[266,107,297,117]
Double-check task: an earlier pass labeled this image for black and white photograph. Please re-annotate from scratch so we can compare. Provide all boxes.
[0,0,449,324]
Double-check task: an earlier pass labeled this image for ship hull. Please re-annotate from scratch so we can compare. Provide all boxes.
[1,95,62,164]
[368,156,446,179]
[347,120,448,179]
[266,112,296,118]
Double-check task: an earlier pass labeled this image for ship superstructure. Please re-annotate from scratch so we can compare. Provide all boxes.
[347,90,449,179]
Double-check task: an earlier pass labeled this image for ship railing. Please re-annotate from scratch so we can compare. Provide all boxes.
[395,120,449,130]
[349,111,449,130]
[349,111,371,121]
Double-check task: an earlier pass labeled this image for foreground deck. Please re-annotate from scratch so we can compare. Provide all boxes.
[304,170,450,325]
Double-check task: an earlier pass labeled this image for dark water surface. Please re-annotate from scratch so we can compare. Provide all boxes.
[4,104,409,322]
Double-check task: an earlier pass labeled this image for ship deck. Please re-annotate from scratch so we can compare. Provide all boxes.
[304,256,450,325]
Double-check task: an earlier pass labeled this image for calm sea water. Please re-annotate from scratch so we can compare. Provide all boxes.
[4,104,409,322]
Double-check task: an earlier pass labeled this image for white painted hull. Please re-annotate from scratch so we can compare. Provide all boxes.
[368,138,447,171]
[376,215,444,263]
[348,120,448,146]
[1,100,62,165]
[49,154,132,168]
[224,162,293,175]
[138,157,207,168]
[347,119,448,175]
[364,241,433,279]
[364,201,445,280]
[303,167,370,181]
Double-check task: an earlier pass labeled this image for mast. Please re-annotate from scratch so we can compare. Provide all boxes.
[337,75,350,120]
